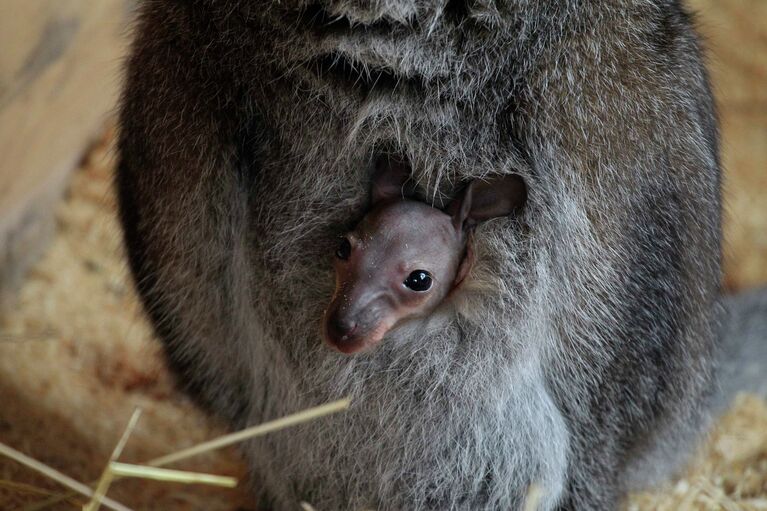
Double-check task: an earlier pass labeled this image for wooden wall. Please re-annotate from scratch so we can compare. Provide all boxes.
[688,0,767,290]
[0,0,130,310]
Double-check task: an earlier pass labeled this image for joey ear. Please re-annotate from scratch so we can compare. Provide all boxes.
[371,155,412,205]
[448,174,527,231]
[448,181,475,231]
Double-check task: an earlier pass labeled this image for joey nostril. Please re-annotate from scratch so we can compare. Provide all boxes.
[328,313,358,341]
[337,318,358,340]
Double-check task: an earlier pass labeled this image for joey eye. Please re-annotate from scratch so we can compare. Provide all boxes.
[336,237,352,260]
[403,270,432,292]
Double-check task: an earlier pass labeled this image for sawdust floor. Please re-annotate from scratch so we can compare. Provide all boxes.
[0,130,764,510]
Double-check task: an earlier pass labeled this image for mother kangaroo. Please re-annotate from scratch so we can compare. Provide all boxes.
[117,0,766,509]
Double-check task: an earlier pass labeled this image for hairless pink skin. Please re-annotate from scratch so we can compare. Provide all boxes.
[323,158,526,354]
[324,200,470,353]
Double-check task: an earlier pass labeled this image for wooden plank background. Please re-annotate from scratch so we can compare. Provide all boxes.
[687,0,767,290]
[0,0,130,310]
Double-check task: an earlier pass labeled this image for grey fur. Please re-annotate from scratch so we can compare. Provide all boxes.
[116,0,763,509]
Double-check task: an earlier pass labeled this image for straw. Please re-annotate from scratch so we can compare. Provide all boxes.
[0,442,132,511]
[84,408,142,511]
[147,398,351,467]
[21,398,350,510]
[108,462,237,488]
[523,483,543,511]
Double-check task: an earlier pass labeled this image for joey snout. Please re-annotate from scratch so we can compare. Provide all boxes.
[323,288,397,354]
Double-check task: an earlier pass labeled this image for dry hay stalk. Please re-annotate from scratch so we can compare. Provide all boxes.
[108,462,238,488]
[20,398,351,510]
[0,441,132,511]
[84,408,142,511]
[146,398,351,467]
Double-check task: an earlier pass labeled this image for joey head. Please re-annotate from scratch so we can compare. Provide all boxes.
[324,158,526,353]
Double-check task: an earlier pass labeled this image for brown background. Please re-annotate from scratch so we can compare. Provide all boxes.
[689,0,767,290]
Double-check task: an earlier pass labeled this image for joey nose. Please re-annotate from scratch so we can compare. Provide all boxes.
[326,312,358,344]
